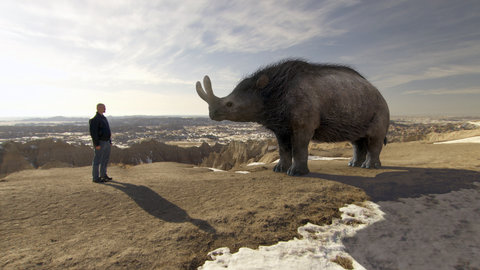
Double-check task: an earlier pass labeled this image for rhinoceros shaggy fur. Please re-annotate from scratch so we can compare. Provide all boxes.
[196,59,390,176]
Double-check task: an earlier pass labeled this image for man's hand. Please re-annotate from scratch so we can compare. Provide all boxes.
[95,145,101,150]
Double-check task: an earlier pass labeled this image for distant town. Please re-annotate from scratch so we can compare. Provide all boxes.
[0,115,479,148]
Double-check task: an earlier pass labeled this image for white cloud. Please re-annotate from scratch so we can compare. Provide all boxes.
[403,87,480,96]
[2,0,358,101]
[1,0,479,116]
[373,64,480,90]
[351,37,480,91]
[196,0,358,53]
[1,0,358,60]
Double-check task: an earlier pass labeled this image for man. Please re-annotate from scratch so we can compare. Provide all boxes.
[89,103,113,183]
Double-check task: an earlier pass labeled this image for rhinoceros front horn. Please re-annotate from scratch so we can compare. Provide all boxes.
[196,75,218,104]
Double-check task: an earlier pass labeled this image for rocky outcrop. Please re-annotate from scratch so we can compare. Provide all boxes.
[24,139,93,168]
[0,138,281,177]
[201,140,278,170]
[0,139,225,177]
[0,139,92,177]
[388,121,479,143]
[0,142,34,175]
[111,140,222,165]
[424,129,480,143]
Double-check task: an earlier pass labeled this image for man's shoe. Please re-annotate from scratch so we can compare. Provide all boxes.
[93,178,104,183]
[101,175,113,182]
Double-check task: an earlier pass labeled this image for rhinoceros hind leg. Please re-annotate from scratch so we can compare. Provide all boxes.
[349,138,367,167]
[361,137,384,169]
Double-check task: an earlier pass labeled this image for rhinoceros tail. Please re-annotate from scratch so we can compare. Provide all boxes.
[384,137,388,145]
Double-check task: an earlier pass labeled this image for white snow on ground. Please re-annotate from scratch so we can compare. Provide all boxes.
[199,202,385,270]
[204,156,350,174]
[271,156,349,164]
[208,168,226,172]
[345,183,480,270]
[469,121,480,127]
[193,167,229,172]
[308,156,350,161]
[434,136,480,144]
[247,162,266,166]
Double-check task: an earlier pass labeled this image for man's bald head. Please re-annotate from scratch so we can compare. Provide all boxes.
[97,103,106,114]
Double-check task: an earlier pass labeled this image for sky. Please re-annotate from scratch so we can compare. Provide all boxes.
[0,0,479,118]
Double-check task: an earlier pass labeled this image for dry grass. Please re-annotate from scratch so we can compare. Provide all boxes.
[0,163,368,269]
[332,255,354,269]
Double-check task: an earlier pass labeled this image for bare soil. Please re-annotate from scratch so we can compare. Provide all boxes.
[1,141,479,269]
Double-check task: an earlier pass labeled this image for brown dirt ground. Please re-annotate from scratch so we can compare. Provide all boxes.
[1,141,479,269]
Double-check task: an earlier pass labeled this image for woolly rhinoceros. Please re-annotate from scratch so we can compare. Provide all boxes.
[196,59,390,176]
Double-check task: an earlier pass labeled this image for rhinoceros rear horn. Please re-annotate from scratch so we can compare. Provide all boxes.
[203,76,214,97]
[196,75,217,103]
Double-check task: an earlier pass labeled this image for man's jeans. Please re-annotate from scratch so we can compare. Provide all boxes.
[92,140,111,180]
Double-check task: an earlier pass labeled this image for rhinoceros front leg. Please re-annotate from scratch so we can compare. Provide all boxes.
[287,130,311,176]
[273,132,292,173]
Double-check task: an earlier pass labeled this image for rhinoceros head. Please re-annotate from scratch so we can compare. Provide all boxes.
[196,75,266,122]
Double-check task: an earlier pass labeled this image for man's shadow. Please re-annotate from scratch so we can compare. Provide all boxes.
[309,166,480,201]
[105,181,216,234]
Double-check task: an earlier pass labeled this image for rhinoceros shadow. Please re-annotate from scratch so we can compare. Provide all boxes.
[105,181,216,234]
[308,166,480,201]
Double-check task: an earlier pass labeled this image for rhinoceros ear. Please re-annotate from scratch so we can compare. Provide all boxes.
[256,74,269,89]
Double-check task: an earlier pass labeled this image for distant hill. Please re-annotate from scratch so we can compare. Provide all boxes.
[20,116,89,122]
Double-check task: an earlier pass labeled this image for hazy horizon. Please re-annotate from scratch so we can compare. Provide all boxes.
[1,0,479,118]
[1,113,480,123]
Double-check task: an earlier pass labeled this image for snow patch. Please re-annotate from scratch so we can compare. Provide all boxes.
[194,166,227,172]
[272,156,349,164]
[209,168,226,172]
[199,202,385,270]
[434,136,480,144]
[308,156,350,161]
[247,162,266,166]
[115,144,130,149]
[468,121,480,127]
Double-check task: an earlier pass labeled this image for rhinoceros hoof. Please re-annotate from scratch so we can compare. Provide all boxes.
[361,161,381,169]
[287,165,309,176]
[273,163,289,173]
[348,160,364,167]
[273,164,283,173]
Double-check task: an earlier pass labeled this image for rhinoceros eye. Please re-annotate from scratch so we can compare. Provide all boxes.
[226,101,233,107]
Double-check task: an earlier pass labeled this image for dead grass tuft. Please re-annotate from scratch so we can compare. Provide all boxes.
[332,255,354,269]
[344,219,365,226]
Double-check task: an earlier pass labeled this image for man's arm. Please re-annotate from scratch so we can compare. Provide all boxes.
[89,117,100,148]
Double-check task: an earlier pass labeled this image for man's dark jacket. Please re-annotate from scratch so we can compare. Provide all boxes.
[89,112,111,147]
